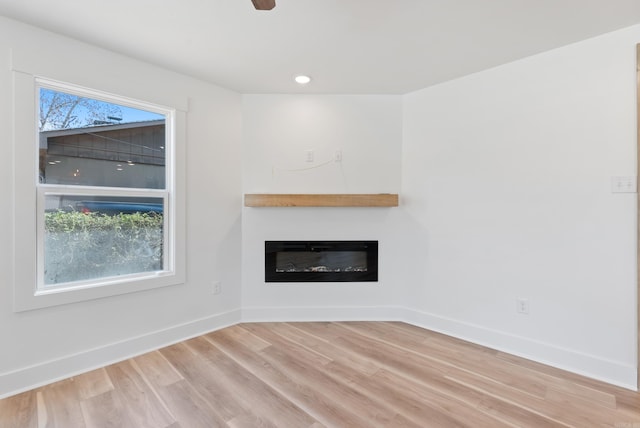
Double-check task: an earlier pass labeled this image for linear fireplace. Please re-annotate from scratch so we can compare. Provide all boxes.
[265,241,378,282]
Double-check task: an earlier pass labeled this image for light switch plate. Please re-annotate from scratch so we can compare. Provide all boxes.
[611,176,637,193]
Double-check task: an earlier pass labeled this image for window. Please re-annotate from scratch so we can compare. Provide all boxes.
[11,69,185,311]
[36,81,173,290]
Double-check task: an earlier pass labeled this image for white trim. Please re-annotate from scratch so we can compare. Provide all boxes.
[0,309,242,400]
[13,72,187,312]
[241,305,406,322]
[10,49,189,112]
[36,77,174,117]
[400,307,638,391]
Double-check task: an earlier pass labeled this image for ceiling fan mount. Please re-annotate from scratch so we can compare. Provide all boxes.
[252,0,276,10]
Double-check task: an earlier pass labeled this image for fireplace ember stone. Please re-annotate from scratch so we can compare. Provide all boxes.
[265,241,378,282]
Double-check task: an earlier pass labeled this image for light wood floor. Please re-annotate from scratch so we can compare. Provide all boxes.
[2,322,640,427]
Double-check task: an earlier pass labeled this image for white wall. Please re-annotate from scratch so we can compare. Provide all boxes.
[241,95,410,320]
[0,16,243,397]
[401,25,639,388]
[2,15,638,397]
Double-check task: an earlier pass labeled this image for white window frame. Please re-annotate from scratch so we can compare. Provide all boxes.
[12,70,186,312]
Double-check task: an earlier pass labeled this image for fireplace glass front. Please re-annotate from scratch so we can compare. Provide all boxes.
[265,241,378,282]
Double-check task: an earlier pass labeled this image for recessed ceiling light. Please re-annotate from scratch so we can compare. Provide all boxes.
[295,75,311,85]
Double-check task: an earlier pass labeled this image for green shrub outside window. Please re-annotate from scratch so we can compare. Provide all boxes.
[44,210,163,285]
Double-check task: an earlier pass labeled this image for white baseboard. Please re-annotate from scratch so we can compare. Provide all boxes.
[0,309,242,400]
[400,307,637,391]
[242,305,637,391]
[241,305,406,322]
[2,305,636,399]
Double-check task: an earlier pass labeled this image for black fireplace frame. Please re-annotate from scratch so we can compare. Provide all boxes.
[265,240,378,283]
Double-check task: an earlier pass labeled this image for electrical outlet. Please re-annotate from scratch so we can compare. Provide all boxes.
[516,298,529,314]
[212,281,222,295]
[334,150,342,162]
[305,150,314,163]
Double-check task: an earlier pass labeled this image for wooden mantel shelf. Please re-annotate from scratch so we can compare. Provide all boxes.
[244,193,399,207]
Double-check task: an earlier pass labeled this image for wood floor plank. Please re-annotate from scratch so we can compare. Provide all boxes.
[252,348,416,427]
[131,351,183,388]
[0,390,37,428]
[155,380,228,428]
[206,328,370,427]
[186,335,320,428]
[343,320,435,346]
[299,323,533,427]
[443,369,576,427]
[133,349,227,428]
[72,368,115,402]
[293,321,633,427]
[272,323,515,426]
[158,342,248,422]
[286,321,345,342]
[217,323,272,351]
[329,359,513,428]
[2,321,640,427]
[104,360,176,428]
[79,390,129,428]
[256,333,425,427]
[280,322,381,375]
[342,321,550,399]
[36,379,86,428]
[226,414,279,428]
[242,323,334,367]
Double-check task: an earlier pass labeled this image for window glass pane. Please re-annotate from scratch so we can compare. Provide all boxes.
[43,194,164,286]
[39,88,166,189]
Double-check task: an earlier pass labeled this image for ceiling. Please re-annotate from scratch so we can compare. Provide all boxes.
[1,0,640,94]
